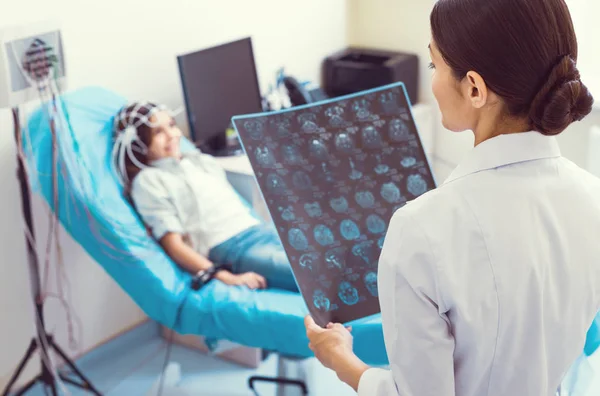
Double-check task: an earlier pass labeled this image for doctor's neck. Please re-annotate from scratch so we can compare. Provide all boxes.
[471,108,531,147]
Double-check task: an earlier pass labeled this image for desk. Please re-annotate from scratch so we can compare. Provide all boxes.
[213,154,253,176]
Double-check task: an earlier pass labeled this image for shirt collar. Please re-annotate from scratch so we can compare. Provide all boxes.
[149,152,196,168]
[443,131,562,184]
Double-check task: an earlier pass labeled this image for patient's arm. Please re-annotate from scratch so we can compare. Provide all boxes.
[160,232,214,273]
[160,232,266,289]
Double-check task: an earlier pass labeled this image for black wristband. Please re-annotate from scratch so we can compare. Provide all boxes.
[191,264,233,290]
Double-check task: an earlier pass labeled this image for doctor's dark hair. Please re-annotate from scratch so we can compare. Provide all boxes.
[430,0,594,136]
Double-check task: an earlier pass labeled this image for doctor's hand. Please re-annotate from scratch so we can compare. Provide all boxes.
[304,315,354,370]
[305,315,370,391]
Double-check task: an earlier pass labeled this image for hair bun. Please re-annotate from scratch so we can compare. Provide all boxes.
[529,56,594,136]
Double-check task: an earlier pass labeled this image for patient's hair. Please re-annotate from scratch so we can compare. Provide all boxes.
[431,0,594,136]
[113,102,159,191]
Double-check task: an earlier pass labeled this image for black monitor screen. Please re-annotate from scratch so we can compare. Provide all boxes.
[177,37,263,154]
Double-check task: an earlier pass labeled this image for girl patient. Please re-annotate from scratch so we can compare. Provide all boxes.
[112,102,298,292]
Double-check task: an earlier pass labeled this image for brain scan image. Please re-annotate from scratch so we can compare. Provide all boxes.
[255,146,276,168]
[325,246,347,269]
[304,202,322,218]
[319,162,335,183]
[374,154,389,175]
[266,173,287,195]
[381,182,401,203]
[313,289,331,311]
[293,171,312,190]
[309,138,329,160]
[340,219,360,241]
[407,174,428,196]
[338,281,359,305]
[352,99,371,120]
[401,156,417,168]
[299,252,319,271]
[355,191,375,208]
[366,214,386,234]
[243,120,264,140]
[389,118,410,142]
[288,228,309,251]
[232,83,434,324]
[335,132,355,154]
[325,106,345,126]
[352,240,374,264]
[314,225,335,246]
[282,144,302,165]
[298,113,319,133]
[330,196,349,213]
[279,206,295,221]
[348,159,363,180]
[364,271,378,297]
[362,125,384,149]
[379,91,399,114]
[274,119,292,138]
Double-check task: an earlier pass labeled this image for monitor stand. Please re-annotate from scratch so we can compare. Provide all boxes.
[195,134,244,157]
[213,146,244,157]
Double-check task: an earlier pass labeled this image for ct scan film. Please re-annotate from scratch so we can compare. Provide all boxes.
[232,82,435,326]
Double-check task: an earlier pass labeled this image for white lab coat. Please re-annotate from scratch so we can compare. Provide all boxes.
[358,132,600,396]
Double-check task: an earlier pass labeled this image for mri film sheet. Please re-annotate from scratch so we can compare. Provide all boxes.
[232,82,435,326]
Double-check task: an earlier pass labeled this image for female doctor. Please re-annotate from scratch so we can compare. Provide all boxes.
[305,0,600,395]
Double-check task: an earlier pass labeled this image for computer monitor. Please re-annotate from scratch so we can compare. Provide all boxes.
[177,37,263,156]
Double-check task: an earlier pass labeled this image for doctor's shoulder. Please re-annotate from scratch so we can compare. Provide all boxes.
[391,182,468,235]
[560,155,600,181]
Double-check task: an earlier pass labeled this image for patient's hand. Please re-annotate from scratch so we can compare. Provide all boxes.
[214,271,267,290]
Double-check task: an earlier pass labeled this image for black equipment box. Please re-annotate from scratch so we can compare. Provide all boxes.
[323,47,419,104]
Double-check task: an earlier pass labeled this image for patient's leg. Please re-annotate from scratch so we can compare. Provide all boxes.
[210,225,299,292]
[237,232,299,292]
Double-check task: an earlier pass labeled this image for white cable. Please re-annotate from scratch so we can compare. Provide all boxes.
[18,200,70,395]
[13,51,71,394]
[112,102,181,186]
[34,307,71,396]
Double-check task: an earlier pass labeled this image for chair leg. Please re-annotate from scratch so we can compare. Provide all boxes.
[276,355,287,396]
[247,354,308,395]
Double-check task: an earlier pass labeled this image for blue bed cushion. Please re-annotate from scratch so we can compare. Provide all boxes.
[584,314,600,356]
[23,86,388,365]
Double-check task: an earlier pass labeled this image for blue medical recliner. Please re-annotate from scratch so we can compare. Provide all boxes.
[24,86,599,392]
[23,86,388,392]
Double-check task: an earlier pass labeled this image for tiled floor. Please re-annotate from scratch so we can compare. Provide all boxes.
[20,320,600,395]
[23,321,356,396]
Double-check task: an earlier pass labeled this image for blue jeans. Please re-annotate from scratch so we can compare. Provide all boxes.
[208,224,299,292]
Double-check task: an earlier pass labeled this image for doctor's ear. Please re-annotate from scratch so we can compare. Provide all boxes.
[465,71,488,109]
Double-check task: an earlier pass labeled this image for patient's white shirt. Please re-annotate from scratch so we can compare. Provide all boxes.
[358,132,600,396]
[130,151,259,257]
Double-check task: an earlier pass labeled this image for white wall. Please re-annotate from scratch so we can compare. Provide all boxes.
[568,0,600,98]
[0,0,348,390]
[347,0,435,105]
[348,0,600,182]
